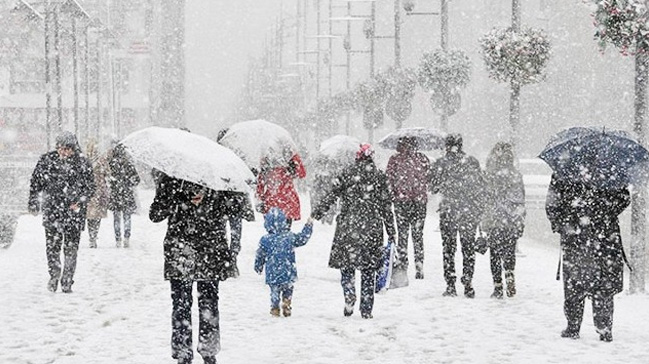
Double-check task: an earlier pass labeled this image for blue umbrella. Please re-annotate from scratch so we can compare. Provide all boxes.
[539,126,649,189]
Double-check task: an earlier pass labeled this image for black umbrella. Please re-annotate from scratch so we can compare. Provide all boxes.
[539,126,649,189]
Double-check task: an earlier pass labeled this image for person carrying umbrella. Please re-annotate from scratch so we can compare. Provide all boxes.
[311,143,396,319]
[541,127,646,342]
[28,131,95,293]
[430,134,486,298]
[149,174,238,364]
[385,136,431,282]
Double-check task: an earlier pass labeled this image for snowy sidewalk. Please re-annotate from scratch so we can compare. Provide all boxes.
[1,189,648,364]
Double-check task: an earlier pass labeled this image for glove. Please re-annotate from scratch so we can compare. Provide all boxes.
[28,202,39,216]
[255,202,265,213]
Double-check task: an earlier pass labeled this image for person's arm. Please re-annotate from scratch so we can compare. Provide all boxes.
[311,174,344,220]
[545,174,564,233]
[293,218,313,247]
[378,173,396,241]
[27,155,47,215]
[149,176,177,223]
[78,158,96,209]
[254,238,267,274]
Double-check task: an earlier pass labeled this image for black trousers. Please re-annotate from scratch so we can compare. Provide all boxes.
[45,226,81,288]
[393,201,427,269]
[87,219,101,242]
[439,211,477,286]
[340,268,375,315]
[563,278,614,335]
[487,228,517,285]
[170,280,220,362]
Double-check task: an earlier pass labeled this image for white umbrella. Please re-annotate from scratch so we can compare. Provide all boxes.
[314,135,360,173]
[120,127,255,193]
[378,127,446,151]
[218,119,299,170]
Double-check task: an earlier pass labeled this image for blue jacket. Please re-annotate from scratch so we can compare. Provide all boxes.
[254,208,313,286]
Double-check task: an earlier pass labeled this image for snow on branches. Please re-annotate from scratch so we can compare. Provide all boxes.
[479,26,551,85]
[592,0,649,55]
[417,49,471,93]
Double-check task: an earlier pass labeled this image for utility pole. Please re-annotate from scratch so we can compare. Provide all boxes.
[394,0,401,67]
[44,0,52,149]
[72,16,79,138]
[510,0,521,152]
[440,0,449,131]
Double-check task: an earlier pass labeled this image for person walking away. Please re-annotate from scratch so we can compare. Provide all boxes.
[430,134,486,298]
[481,142,525,299]
[256,146,307,225]
[385,136,431,284]
[28,131,95,293]
[149,174,238,364]
[254,208,313,317]
[545,173,630,342]
[85,139,109,248]
[312,143,396,319]
[108,143,140,248]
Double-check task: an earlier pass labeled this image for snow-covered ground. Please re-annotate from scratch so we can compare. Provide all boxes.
[1,189,649,364]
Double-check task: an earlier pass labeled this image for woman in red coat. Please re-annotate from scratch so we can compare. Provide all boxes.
[256,153,306,224]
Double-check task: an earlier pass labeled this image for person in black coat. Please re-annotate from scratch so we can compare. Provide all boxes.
[312,143,396,319]
[28,131,95,293]
[108,143,140,248]
[546,173,630,342]
[430,134,486,298]
[149,174,237,364]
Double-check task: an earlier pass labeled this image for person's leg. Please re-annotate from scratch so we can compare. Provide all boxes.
[439,211,458,295]
[197,281,221,361]
[122,212,132,247]
[502,235,518,297]
[113,210,122,247]
[562,275,586,338]
[393,202,410,270]
[412,202,427,279]
[359,268,375,318]
[44,227,63,292]
[592,290,614,341]
[458,220,477,298]
[281,284,294,317]
[170,280,194,363]
[60,227,81,292]
[269,285,281,316]
[340,268,356,316]
[488,231,504,298]
[87,219,100,247]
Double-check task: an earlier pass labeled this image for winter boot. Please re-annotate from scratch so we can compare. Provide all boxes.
[281,298,292,317]
[89,239,97,249]
[599,332,613,342]
[203,356,217,364]
[505,271,516,297]
[123,238,130,248]
[442,283,457,297]
[464,283,475,299]
[415,262,424,280]
[270,307,280,317]
[115,239,122,248]
[560,328,580,339]
[47,278,58,293]
[361,312,373,319]
[490,283,504,299]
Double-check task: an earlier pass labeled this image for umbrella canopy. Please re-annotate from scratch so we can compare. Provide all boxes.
[539,126,649,189]
[310,135,360,176]
[218,119,299,170]
[120,127,255,193]
[378,127,446,151]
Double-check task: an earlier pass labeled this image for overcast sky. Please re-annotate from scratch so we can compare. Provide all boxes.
[185,0,281,136]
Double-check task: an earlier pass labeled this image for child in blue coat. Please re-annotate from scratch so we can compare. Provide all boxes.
[255,207,313,317]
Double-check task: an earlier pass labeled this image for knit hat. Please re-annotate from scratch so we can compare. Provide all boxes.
[356,143,374,160]
[55,131,78,148]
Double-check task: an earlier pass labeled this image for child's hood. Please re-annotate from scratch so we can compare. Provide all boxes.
[264,207,290,234]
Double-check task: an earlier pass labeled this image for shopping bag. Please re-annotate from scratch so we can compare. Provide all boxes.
[375,238,395,294]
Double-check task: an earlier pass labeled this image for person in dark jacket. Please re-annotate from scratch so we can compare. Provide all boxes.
[28,131,95,293]
[481,142,526,299]
[149,174,237,364]
[254,208,313,317]
[385,136,431,283]
[312,143,396,319]
[108,143,140,248]
[545,173,630,342]
[430,134,486,298]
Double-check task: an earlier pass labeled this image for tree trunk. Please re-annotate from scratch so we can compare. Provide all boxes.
[509,81,520,153]
[630,51,648,294]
